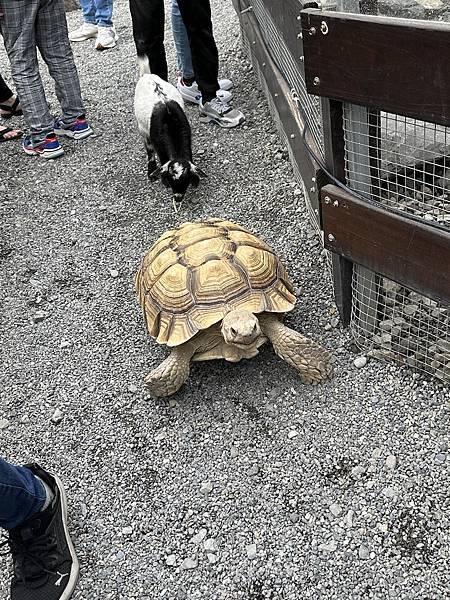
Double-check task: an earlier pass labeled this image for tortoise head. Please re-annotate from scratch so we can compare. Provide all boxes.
[221,309,261,349]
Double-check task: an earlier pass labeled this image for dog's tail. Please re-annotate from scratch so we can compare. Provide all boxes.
[137,54,151,78]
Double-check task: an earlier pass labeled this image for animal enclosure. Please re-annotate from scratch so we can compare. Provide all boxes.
[233,0,450,382]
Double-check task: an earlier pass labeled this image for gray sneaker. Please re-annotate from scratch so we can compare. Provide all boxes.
[199,97,245,129]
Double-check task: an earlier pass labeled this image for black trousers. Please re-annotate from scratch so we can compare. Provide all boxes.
[129,0,219,102]
[0,72,13,103]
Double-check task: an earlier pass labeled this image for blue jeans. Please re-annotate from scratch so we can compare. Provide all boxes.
[79,0,113,27]
[171,0,194,79]
[0,459,45,530]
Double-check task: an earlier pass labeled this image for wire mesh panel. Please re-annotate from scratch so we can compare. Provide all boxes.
[351,270,450,382]
[252,0,324,155]
[343,105,450,228]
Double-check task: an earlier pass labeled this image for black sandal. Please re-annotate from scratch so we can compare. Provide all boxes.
[0,125,23,142]
[0,96,23,119]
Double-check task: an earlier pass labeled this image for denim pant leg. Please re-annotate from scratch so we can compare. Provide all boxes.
[0,458,46,530]
[94,0,113,27]
[171,0,193,79]
[78,0,96,24]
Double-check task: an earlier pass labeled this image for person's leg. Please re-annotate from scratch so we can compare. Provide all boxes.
[0,0,55,144]
[0,459,47,530]
[129,0,168,80]
[79,0,97,24]
[35,0,90,131]
[0,72,13,103]
[94,0,114,27]
[176,0,219,102]
[171,0,194,80]
[1,460,80,600]
[68,0,98,41]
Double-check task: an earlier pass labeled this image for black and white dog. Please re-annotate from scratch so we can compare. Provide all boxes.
[134,56,205,204]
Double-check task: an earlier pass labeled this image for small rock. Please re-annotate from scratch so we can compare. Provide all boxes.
[372,447,383,459]
[324,323,332,331]
[351,465,366,478]
[248,465,259,476]
[404,304,419,317]
[329,503,343,517]
[287,430,298,439]
[246,544,257,559]
[128,384,138,393]
[51,408,63,424]
[289,513,299,523]
[165,554,177,567]
[230,446,239,458]
[200,481,213,495]
[109,269,119,278]
[203,538,219,552]
[330,317,340,328]
[318,539,338,553]
[190,529,207,545]
[435,452,447,464]
[358,544,370,560]
[354,356,367,368]
[115,550,125,561]
[385,455,397,470]
[181,557,198,570]
[344,510,354,527]
[20,415,29,424]
[0,419,10,430]
[33,310,48,323]
[207,553,218,564]
[382,485,398,499]
[121,526,133,535]
[59,340,71,349]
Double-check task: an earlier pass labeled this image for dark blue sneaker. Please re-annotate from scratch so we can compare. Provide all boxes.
[22,133,64,159]
[54,116,93,140]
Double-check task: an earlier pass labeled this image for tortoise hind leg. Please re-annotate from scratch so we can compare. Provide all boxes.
[260,314,332,384]
[145,343,195,398]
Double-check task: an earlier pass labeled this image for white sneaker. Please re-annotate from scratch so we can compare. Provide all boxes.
[199,97,245,129]
[176,77,233,105]
[69,22,98,42]
[95,26,118,51]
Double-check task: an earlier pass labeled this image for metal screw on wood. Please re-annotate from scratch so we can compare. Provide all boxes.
[328,234,335,242]
[262,62,266,67]
[333,200,339,207]
[312,176,316,182]
[297,32,303,39]
[300,56,304,62]
[290,133,295,139]
[240,5,253,13]
[297,15,301,20]
[313,77,320,86]
[324,196,331,204]
[321,21,329,35]
[309,27,316,35]
[310,186,316,193]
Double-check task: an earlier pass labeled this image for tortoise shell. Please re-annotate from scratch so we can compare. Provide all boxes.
[135,219,296,347]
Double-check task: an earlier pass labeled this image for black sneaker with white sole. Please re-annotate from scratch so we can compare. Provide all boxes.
[199,97,245,128]
[4,464,79,600]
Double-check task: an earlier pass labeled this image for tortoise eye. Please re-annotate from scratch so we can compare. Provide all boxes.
[253,323,257,332]
[230,327,237,337]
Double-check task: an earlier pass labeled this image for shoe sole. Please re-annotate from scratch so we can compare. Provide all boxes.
[23,146,65,159]
[54,127,93,141]
[69,34,97,42]
[199,114,245,129]
[53,474,80,600]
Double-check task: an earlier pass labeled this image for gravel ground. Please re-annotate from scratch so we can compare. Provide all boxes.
[1,1,449,598]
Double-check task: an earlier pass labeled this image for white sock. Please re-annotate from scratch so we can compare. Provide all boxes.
[36,476,54,511]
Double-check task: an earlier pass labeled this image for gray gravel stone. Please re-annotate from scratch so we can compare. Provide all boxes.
[329,503,343,517]
[385,455,398,470]
[51,408,63,424]
[200,481,213,495]
[246,544,257,559]
[353,356,367,368]
[0,419,10,430]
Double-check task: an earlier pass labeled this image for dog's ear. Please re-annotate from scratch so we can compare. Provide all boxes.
[161,161,170,173]
[190,162,207,178]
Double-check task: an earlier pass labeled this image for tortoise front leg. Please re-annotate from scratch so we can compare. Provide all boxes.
[260,314,332,384]
[145,342,195,398]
